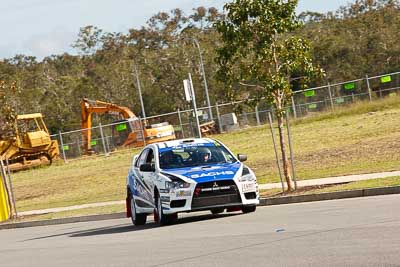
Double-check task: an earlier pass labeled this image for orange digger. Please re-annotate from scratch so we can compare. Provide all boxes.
[81,98,176,154]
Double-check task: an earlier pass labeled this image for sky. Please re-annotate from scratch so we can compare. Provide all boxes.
[0,0,351,60]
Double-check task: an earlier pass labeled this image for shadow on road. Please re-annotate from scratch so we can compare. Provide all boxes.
[71,212,238,237]
[22,212,239,241]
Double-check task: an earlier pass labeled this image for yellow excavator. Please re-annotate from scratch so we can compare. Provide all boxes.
[81,98,176,154]
[0,113,60,171]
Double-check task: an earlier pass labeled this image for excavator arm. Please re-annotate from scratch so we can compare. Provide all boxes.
[81,98,139,154]
[81,98,175,155]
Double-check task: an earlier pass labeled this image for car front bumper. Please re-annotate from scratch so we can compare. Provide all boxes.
[160,180,259,215]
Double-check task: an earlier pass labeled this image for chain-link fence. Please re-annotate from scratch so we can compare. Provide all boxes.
[292,72,400,118]
[51,119,145,162]
[51,71,400,162]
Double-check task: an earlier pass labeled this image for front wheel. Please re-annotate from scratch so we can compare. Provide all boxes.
[241,205,256,214]
[130,196,147,226]
[155,194,177,226]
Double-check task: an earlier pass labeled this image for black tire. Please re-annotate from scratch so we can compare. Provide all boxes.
[155,192,176,226]
[210,208,225,214]
[130,196,147,226]
[241,205,257,214]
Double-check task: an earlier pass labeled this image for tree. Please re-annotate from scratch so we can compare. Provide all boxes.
[73,26,104,55]
[0,80,20,139]
[215,0,323,191]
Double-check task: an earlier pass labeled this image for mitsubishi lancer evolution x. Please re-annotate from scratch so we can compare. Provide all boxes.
[126,138,259,226]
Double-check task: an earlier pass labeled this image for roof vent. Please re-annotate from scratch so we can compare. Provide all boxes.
[181,139,195,143]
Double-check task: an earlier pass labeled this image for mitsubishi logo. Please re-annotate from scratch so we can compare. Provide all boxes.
[213,182,218,188]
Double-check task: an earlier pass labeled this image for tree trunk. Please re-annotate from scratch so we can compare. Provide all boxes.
[275,98,294,191]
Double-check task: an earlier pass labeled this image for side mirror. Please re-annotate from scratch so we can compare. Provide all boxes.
[237,154,247,162]
[140,163,155,172]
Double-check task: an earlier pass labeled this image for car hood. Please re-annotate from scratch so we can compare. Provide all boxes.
[162,162,242,183]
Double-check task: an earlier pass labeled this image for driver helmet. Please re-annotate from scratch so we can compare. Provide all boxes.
[198,147,212,162]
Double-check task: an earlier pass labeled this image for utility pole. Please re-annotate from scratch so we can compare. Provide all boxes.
[134,64,146,120]
[192,38,213,121]
[184,73,202,138]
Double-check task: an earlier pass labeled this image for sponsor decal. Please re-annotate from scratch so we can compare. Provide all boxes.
[159,143,213,153]
[242,183,256,193]
[167,162,241,183]
[132,176,153,202]
[191,171,235,179]
[176,190,191,197]
[201,185,231,192]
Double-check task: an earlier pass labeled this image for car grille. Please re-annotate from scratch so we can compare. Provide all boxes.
[191,180,241,209]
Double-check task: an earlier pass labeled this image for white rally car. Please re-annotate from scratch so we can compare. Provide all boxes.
[126,138,259,226]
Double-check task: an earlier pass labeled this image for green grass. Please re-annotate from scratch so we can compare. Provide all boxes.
[9,96,400,212]
[261,176,400,197]
[216,96,400,184]
[12,149,139,212]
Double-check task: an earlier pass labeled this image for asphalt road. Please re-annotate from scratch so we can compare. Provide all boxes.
[1,195,400,267]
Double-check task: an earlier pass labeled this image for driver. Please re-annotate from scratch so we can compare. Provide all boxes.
[198,147,212,163]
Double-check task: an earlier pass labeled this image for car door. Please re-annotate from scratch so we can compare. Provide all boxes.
[133,149,154,204]
[141,148,157,197]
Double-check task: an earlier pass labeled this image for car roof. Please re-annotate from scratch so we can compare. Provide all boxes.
[154,138,216,150]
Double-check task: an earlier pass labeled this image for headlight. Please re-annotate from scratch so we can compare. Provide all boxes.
[239,167,256,182]
[239,174,256,182]
[165,181,190,189]
[163,172,191,190]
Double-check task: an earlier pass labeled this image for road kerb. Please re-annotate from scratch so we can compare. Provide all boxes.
[260,186,400,206]
[1,185,400,230]
[0,212,126,230]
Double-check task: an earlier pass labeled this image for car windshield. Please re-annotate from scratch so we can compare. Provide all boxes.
[159,144,237,169]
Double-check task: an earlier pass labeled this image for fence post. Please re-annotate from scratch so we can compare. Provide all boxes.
[76,137,81,156]
[327,83,334,110]
[242,111,249,126]
[105,135,111,155]
[99,123,109,156]
[215,102,222,133]
[139,118,146,147]
[291,96,297,119]
[268,112,285,192]
[366,74,372,101]
[177,108,185,139]
[59,131,67,163]
[285,112,297,191]
[255,105,261,126]
[4,158,17,217]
